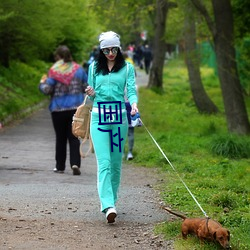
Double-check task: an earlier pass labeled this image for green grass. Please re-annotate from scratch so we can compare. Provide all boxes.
[0,60,50,123]
[130,59,250,250]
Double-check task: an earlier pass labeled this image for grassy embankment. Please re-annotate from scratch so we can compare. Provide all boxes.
[0,60,49,125]
[131,59,250,250]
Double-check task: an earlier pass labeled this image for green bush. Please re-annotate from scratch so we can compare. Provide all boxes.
[210,135,250,159]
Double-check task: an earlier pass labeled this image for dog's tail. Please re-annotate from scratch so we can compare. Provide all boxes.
[162,206,187,220]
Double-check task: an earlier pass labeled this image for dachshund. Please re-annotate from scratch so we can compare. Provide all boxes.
[162,206,231,249]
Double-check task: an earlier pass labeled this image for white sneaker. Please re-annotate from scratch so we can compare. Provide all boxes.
[105,207,117,223]
[53,168,64,173]
[127,152,133,160]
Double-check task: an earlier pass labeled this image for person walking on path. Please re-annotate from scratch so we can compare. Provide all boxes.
[85,31,138,223]
[39,45,88,176]
[143,44,153,75]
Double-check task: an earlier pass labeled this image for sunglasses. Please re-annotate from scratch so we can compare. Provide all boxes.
[102,47,119,55]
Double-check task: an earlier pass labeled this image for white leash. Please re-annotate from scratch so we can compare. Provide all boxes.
[139,118,209,218]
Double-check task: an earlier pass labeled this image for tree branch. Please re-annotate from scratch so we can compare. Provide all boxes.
[190,0,216,37]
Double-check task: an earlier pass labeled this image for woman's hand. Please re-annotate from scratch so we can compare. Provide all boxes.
[85,86,95,97]
[40,74,47,83]
[131,103,138,116]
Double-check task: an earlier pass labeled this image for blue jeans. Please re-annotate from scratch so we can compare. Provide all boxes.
[90,111,128,212]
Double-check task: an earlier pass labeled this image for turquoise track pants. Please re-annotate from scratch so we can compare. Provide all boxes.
[90,110,128,212]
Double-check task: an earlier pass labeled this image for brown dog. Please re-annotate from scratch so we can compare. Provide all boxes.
[163,207,231,249]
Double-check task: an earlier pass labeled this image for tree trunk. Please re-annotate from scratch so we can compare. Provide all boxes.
[212,0,250,134]
[147,0,169,89]
[191,0,250,134]
[184,4,218,114]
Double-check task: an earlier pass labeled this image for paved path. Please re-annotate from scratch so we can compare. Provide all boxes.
[135,68,149,88]
[0,71,173,249]
[0,106,164,223]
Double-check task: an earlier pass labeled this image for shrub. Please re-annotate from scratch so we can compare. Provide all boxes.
[210,135,250,159]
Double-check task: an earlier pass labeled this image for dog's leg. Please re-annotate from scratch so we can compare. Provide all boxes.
[181,231,188,239]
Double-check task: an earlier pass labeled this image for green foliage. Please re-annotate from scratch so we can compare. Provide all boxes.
[236,37,250,95]
[165,0,213,45]
[165,2,184,44]
[232,0,250,39]
[0,60,49,122]
[210,134,250,159]
[130,58,250,249]
[92,0,156,45]
[0,0,100,66]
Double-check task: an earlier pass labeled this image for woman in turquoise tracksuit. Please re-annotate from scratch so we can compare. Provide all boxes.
[86,31,138,223]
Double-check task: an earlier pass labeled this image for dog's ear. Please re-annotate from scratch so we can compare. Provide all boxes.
[227,230,230,240]
[213,231,217,240]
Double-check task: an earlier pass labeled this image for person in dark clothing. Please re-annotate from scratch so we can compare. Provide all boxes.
[134,45,144,69]
[143,44,152,74]
[39,45,88,175]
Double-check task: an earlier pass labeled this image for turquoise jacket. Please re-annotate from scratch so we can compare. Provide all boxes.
[87,62,138,110]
